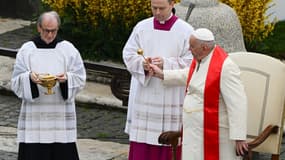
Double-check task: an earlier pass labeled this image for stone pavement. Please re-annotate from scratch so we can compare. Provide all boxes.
[0,18,31,34]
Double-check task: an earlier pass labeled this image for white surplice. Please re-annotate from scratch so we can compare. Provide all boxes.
[163,49,247,160]
[11,40,86,143]
[123,17,194,145]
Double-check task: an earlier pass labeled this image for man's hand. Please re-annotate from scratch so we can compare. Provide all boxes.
[143,57,152,71]
[149,64,164,79]
[143,57,153,77]
[236,140,248,157]
[30,72,42,84]
[56,73,67,83]
[152,57,163,69]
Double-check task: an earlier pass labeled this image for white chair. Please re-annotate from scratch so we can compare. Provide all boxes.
[229,52,285,160]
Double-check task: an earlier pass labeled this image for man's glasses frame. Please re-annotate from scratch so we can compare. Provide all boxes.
[41,27,58,34]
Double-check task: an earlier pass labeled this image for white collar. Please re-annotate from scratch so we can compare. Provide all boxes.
[159,13,173,24]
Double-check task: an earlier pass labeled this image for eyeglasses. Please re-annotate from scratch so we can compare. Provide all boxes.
[41,27,58,34]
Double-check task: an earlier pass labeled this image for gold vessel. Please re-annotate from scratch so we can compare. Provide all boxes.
[39,74,57,95]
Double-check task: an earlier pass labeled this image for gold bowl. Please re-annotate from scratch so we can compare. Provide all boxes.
[38,74,57,95]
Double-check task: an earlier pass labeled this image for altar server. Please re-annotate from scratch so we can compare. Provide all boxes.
[11,11,86,160]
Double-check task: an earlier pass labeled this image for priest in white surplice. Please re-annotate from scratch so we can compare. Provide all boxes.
[150,28,248,160]
[11,11,86,160]
[122,0,194,159]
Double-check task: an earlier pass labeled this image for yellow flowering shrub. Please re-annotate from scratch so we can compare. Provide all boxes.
[41,0,180,61]
[42,0,180,29]
[41,0,275,60]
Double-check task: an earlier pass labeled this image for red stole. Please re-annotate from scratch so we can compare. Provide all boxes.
[186,45,228,160]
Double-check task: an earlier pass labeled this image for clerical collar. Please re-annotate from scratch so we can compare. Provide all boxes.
[153,14,178,31]
[159,13,173,24]
[31,36,63,48]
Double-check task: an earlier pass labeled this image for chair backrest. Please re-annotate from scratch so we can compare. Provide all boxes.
[229,52,285,155]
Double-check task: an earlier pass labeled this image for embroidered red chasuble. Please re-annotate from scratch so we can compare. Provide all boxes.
[186,45,228,160]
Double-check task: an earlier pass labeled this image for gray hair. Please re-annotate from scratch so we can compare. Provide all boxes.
[37,11,61,28]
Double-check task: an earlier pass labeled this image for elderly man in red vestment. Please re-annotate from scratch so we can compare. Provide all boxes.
[149,28,248,160]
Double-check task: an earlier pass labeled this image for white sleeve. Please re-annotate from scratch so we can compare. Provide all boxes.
[221,58,247,140]
[11,46,35,102]
[163,68,189,86]
[122,25,151,86]
[64,43,86,102]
